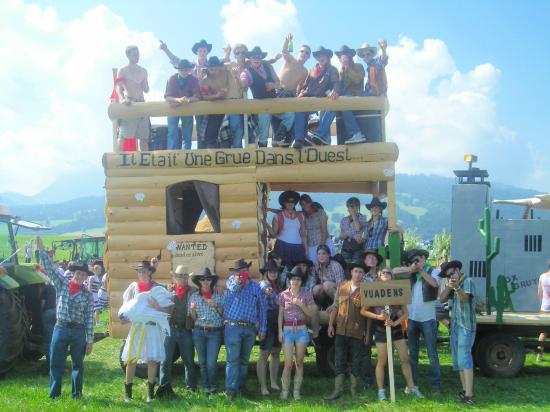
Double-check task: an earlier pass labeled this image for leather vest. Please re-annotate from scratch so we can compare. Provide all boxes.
[249,63,276,99]
[410,267,438,302]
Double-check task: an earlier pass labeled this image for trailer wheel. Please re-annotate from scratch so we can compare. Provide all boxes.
[0,289,27,375]
[475,333,525,378]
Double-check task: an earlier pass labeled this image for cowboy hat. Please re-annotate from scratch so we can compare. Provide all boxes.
[440,260,463,277]
[131,260,156,274]
[287,265,308,284]
[312,46,333,59]
[335,45,356,58]
[366,197,387,210]
[406,249,430,264]
[347,260,370,273]
[278,190,301,207]
[245,46,268,59]
[172,265,192,277]
[176,59,195,70]
[230,258,252,271]
[68,262,91,275]
[360,249,384,266]
[191,267,219,288]
[206,56,224,67]
[260,259,281,275]
[292,258,313,268]
[356,42,377,58]
[192,39,212,54]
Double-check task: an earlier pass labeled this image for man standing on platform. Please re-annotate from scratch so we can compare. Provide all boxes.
[223,259,267,399]
[116,45,150,151]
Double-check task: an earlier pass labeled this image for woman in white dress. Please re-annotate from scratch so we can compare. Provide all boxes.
[120,260,172,402]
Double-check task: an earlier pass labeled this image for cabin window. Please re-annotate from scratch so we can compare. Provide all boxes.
[524,235,542,252]
[166,181,220,235]
[468,260,486,278]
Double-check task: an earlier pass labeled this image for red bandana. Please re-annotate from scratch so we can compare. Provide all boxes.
[69,280,83,295]
[137,281,153,293]
[202,290,213,300]
[240,271,249,287]
[174,285,188,299]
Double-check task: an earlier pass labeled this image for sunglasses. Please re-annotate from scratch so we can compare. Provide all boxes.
[412,258,421,264]
[299,49,311,55]
[200,278,211,282]
[381,271,392,276]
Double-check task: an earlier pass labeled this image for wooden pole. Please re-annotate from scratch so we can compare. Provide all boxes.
[385,304,396,403]
[111,68,119,152]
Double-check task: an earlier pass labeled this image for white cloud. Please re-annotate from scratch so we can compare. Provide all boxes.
[0,1,168,195]
[221,0,304,54]
[386,36,517,177]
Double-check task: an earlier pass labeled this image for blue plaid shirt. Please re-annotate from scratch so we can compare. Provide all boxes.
[366,216,388,249]
[40,251,94,344]
[224,276,267,334]
[189,291,226,327]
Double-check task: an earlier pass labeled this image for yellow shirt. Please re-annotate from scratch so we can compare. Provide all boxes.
[339,63,365,96]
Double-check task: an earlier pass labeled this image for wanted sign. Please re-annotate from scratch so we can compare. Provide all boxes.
[169,241,215,274]
[360,280,411,307]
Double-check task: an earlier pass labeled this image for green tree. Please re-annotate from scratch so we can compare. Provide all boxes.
[404,229,421,251]
[431,228,451,263]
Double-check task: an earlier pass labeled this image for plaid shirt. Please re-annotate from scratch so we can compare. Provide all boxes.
[313,260,345,287]
[189,291,225,327]
[40,251,94,344]
[224,276,267,334]
[450,278,476,332]
[366,216,388,249]
[340,213,367,238]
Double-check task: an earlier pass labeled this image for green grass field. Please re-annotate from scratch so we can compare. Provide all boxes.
[1,312,549,412]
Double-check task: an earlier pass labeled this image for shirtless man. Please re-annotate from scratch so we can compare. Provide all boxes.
[116,45,150,151]
[200,56,230,148]
[223,43,248,148]
[272,34,310,147]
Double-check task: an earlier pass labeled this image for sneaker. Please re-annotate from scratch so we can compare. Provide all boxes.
[462,396,475,405]
[457,390,466,400]
[292,141,303,149]
[225,390,237,400]
[404,386,424,398]
[378,389,387,401]
[307,131,330,146]
[345,132,367,145]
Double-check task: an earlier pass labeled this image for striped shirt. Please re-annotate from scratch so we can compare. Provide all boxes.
[189,291,225,327]
[40,251,94,344]
[224,276,267,334]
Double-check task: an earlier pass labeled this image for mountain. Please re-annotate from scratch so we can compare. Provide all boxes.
[5,173,549,239]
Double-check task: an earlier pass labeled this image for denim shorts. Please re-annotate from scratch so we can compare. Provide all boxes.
[283,327,310,345]
[451,326,475,371]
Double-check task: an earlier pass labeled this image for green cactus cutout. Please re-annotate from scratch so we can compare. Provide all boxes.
[478,207,500,315]
[488,275,517,324]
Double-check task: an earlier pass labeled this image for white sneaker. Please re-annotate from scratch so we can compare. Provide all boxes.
[404,386,424,398]
[345,132,367,144]
[378,389,387,401]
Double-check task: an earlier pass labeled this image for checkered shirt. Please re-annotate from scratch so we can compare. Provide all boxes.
[188,291,225,327]
[224,276,267,334]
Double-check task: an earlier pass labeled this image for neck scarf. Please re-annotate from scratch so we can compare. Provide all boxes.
[69,280,83,295]
[137,280,153,293]
[240,271,249,288]
[311,63,326,79]
[202,290,213,300]
[174,285,188,299]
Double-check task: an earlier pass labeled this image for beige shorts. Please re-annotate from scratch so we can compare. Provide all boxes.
[118,117,150,140]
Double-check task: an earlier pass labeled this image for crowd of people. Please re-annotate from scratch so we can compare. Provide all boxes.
[113,35,388,151]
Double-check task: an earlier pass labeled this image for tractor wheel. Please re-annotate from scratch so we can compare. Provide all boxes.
[475,333,525,378]
[314,328,335,377]
[0,289,27,375]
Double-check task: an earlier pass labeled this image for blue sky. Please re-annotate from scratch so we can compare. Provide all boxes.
[2,0,550,195]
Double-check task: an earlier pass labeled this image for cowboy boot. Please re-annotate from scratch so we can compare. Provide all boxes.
[324,374,345,400]
[293,377,303,401]
[124,382,132,402]
[146,381,156,403]
[350,375,358,399]
[280,376,291,400]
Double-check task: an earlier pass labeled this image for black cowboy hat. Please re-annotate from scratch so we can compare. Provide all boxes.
[206,56,224,67]
[440,260,463,275]
[191,267,219,288]
[288,265,308,284]
[68,262,91,275]
[245,46,268,59]
[335,45,356,58]
[406,249,430,264]
[312,46,333,59]
[347,260,370,273]
[278,190,301,207]
[366,197,387,210]
[360,249,384,266]
[260,259,281,275]
[131,260,156,274]
[192,39,212,55]
[292,258,313,268]
[230,258,252,271]
[176,59,195,70]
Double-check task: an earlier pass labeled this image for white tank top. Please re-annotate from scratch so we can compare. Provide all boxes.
[278,214,303,244]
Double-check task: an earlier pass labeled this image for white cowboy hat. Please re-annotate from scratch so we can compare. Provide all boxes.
[356,42,378,58]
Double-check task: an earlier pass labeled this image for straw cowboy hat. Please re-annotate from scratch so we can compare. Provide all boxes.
[356,42,377,58]
[172,265,192,277]
[131,260,156,274]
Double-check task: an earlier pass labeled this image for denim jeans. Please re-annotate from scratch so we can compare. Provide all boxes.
[49,324,86,399]
[224,324,256,391]
[193,328,222,392]
[257,112,294,145]
[318,108,360,141]
[450,325,475,371]
[361,333,374,386]
[160,328,197,389]
[228,114,244,148]
[341,248,363,262]
[167,116,193,150]
[407,319,441,391]
[196,115,206,149]
[334,334,363,377]
[42,308,56,370]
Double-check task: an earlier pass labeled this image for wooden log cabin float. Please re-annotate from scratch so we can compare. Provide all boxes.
[104,96,399,338]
